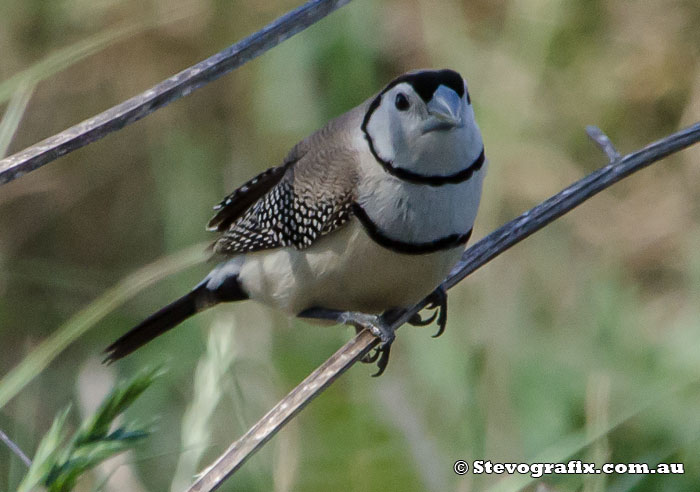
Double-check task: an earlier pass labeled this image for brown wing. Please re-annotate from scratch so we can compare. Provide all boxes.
[209,108,362,255]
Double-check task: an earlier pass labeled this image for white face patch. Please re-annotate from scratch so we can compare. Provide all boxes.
[365,83,425,164]
[363,80,483,178]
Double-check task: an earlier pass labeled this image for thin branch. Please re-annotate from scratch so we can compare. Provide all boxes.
[188,122,700,491]
[0,0,353,185]
[586,125,621,163]
[188,331,376,492]
[0,427,32,468]
[445,121,700,289]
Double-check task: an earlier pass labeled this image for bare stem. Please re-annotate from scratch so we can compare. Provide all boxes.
[586,125,621,163]
[0,0,353,185]
[0,427,32,468]
[188,121,700,491]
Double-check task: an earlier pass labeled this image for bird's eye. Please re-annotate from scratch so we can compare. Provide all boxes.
[394,93,410,111]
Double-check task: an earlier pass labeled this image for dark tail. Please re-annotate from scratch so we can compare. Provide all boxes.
[104,270,247,363]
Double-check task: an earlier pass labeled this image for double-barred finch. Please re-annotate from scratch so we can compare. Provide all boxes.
[105,68,486,375]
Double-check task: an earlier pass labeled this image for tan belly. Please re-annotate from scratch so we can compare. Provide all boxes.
[237,221,464,315]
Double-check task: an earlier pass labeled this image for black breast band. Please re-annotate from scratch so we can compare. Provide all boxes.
[375,147,485,186]
[352,203,472,255]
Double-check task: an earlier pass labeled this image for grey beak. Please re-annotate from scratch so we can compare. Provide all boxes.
[426,85,463,128]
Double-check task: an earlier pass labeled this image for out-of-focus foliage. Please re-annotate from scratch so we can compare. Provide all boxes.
[1,0,700,491]
[16,366,159,492]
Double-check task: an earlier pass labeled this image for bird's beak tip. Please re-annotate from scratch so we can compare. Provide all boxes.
[431,112,462,127]
[426,85,464,130]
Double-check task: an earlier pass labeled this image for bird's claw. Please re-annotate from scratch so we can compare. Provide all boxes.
[408,310,438,326]
[409,285,448,338]
[361,348,380,364]
[338,312,395,377]
[358,343,391,377]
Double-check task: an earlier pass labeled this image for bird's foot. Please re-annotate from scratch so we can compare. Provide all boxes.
[408,285,448,338]
[338,312,395,377]
[297,307,395,376]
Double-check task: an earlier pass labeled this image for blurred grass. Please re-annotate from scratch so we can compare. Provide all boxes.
[169,316,237,491]
[17,366,160,492]
[0,10,196,106]
[2,0,700,491]
[0,244,206,411]
[0,83,34,158]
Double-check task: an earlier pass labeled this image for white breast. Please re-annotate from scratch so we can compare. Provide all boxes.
[356,169,484,243]
[237,221,466,316]
[355,142,486,243]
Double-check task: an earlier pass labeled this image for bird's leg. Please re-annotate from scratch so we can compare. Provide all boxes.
[407,285,448,338]
[298,308,395,376]
[338,312,395,376]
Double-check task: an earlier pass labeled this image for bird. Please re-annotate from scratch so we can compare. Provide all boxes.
[104,68,486,376]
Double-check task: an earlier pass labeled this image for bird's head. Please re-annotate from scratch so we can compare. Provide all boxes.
[362,69,483,180]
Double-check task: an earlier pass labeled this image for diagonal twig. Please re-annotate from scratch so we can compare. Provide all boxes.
[187,121,700,491]
[0,427,32,468]
[586,125,621,163]
[0,0,353,185]
[445,121,700,289]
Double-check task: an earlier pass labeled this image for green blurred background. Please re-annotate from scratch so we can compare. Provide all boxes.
[2,0,700,490]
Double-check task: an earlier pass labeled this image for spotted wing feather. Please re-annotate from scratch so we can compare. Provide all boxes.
[213,175,354,254]
[210,110,361,255]
[207,163,293,233]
